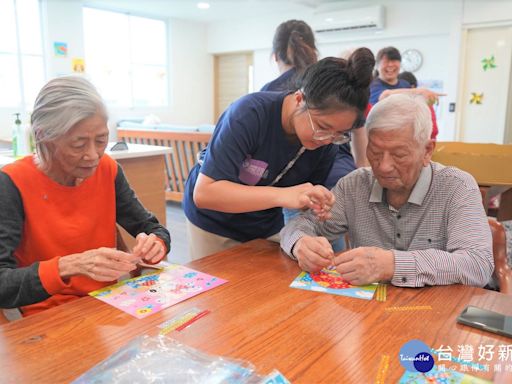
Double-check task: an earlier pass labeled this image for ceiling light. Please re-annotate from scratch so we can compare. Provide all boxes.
[197,2,210,9]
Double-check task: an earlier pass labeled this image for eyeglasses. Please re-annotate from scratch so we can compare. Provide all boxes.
[306,108,351,145]
[110,141,128,151]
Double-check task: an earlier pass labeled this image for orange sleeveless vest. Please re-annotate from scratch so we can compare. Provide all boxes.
[3,154,118,316]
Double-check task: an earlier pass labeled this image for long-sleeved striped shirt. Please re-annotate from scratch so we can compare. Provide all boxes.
[280,162,494,287]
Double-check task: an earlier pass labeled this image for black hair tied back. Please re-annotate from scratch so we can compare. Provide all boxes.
[298,47,375,113]
[347,47,375,89]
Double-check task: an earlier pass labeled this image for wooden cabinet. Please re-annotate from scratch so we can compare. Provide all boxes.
[108,144,171,249]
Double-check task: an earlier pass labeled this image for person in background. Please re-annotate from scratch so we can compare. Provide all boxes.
[262,20,368,169]
[0,76,170,316]
[397,71,439,140]
[371,55,442,140]
[369,46,411,105]
[261,19,317,93]
[184,49,375,260]
[397,71,418,89]
[281,94,493,288]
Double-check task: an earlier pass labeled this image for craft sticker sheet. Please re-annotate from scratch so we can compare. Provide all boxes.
[290,268,377,300]
[399,366,491,384]
[89,265,227,319]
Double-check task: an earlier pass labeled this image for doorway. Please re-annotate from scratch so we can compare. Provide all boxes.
[457,25,512,143]
[214,52,253,121]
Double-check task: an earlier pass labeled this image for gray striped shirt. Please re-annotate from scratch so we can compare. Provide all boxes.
[280,162,494,287]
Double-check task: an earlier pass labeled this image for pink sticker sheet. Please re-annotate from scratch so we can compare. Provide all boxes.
[89,264,227,319]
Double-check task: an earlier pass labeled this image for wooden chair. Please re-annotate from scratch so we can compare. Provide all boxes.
[488,219,512,295]
[117,128,212,202]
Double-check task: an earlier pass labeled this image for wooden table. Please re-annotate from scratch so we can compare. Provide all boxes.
[1,240,511,383]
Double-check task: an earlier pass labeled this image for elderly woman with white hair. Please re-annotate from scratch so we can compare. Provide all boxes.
[281,93,493,288]
[0,76,170,317]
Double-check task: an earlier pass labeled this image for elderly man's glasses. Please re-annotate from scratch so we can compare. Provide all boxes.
[306,108,351,145]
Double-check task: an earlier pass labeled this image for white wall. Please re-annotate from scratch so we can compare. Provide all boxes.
[207,0,512,143]
[463,0,512,25]
[0,1,214,141]
[44,0,85,79]
[2,0,511,143]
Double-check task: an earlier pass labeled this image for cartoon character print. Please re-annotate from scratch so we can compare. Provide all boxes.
[126,274,160,289]
[135,305,154,316]
[118,299,137,307]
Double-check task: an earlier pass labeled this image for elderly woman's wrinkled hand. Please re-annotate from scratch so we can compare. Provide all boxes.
[59,248,140,282]
[132,233,166,264]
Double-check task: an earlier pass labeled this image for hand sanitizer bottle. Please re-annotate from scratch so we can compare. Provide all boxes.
[12,113,21,157]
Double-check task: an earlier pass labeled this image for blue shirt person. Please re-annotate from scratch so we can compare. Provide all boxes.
[183,50,375,260]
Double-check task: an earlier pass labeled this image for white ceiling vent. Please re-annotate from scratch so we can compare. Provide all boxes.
[312,5,385,34]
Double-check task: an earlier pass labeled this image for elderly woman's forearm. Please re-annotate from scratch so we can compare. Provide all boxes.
[0,266,50,308]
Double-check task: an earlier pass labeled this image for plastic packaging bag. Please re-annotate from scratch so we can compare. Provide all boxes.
[72,335,289,384]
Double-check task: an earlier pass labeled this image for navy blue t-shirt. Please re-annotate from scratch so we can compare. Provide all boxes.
[369,78,411,104]
[183,92,337,242]
[260,68,297,92]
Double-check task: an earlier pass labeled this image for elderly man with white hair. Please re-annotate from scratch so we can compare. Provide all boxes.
[280,94,493,287]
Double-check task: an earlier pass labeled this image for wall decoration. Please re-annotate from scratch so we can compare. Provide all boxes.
[53,42,68,57]
[481,55,496,71]
[72,57,85,73]
[469,92,484,105]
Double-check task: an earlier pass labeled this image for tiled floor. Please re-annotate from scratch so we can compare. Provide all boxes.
[166,201,190,265]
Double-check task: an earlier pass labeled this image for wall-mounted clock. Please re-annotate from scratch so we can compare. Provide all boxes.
[401,49,423,72]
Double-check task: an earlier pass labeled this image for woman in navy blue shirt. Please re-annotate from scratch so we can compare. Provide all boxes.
[183,49,375,260]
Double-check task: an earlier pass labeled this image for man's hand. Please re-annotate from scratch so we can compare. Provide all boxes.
[333,247,394,285]
[293,236,333,273]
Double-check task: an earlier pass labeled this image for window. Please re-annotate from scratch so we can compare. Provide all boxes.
[83,7,168,108]
[0,0,45,111]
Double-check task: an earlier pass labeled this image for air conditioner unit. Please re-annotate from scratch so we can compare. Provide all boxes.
[312,5,385,34]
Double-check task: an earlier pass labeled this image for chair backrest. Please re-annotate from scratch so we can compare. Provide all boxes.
[117,128,212,202]
[488,219,512,295]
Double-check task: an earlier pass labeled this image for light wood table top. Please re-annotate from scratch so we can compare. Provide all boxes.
[1,240,511,383]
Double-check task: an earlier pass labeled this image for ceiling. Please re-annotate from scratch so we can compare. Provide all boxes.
[82,0,364,23]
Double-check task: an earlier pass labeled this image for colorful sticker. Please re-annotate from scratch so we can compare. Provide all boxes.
[290,269,377,300]
[399,365,491,383]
